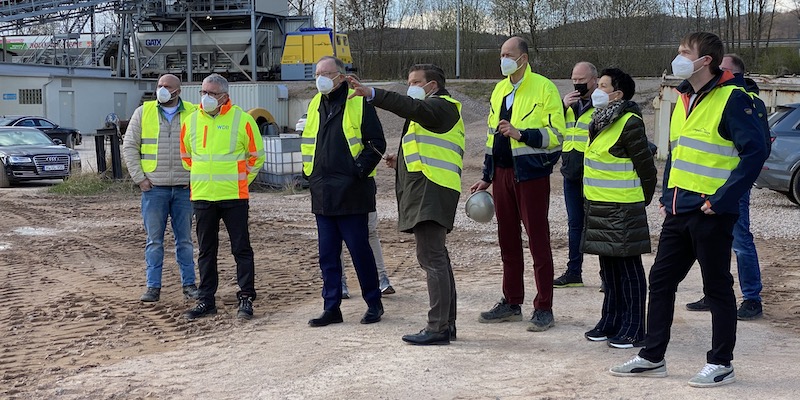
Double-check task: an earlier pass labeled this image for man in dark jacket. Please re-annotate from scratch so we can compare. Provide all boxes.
[611,32,769,387]
[347,64,464,345]
[685,53,768,321]
[300,56,387,327]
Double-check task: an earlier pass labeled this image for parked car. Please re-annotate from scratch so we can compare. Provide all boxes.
[0,126,81,187]
[0,115,82,148]
[754,103,800,205]
[295,113,307,132]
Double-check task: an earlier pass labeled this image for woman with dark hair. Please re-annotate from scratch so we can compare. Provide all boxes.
[581,68,657,349]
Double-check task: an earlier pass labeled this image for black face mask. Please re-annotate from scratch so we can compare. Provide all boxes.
[574,83,589,96]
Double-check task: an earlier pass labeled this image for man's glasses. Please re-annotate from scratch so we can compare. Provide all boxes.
[314,71,339,79]
[200,90,225,97]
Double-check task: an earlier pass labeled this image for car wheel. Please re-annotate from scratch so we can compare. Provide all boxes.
[0,168,10,188]
[790,170,800,206]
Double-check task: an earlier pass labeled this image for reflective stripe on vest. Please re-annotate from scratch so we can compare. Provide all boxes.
[563,106,593,153]
[140,100,194,172]
[301,90,372,177]
[583,112,644,203]
[185,107,254,200]
[667,85,741,195]
[401,95,465,192]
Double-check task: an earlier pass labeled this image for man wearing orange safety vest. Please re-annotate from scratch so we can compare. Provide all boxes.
[180,73,265,321]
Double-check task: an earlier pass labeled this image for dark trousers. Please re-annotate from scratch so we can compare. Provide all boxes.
[494,168,554,311]
[193,199,256,305]
[563,177,585,276]
[316,213,381,311]
[640,211,738,366]
[414,221,456,333]
[595,255,646,340]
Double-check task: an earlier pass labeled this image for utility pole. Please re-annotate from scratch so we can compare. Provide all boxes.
[456,2,461,79]
[332,0,337,57]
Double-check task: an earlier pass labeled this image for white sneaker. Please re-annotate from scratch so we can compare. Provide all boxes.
[688,363,736,387]
[609,355,667,377]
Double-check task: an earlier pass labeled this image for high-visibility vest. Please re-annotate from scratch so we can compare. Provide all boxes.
[563,105,593,153]
[301,90,374,177]
[485,66,563,158]
[401,95,465,192]
[583,112,644,203]
[140,100,195,172]
[182,105,264,201]
[668,85,741,195]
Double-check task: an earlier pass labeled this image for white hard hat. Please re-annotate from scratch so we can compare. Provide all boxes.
[465,191,495,223]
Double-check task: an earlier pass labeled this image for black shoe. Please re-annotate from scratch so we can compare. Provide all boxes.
[360,303,384,324]
[237,296,254,320]
[479,298,522,323]
[402,329,450,345]
[527,309,555,332]
[737,299,763,320]
[607,335,645,349]
[553,272,584,288]
[308,309,343,327]
[182,284,199,300]
[381,285,396,295]
[449,323,457,341]
[585,328,611,341]
[140,287,160,302]
[686,296,710,311]
[183,302,217,320]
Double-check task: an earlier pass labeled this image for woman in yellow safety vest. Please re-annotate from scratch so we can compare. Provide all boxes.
[580,68,657,349]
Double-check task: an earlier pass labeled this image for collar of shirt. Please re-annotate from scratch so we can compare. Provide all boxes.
[505,76,525,110]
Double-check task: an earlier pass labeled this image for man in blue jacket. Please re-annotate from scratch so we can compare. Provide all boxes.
[610,32,768,387]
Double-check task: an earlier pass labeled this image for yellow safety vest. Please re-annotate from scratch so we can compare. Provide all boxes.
[301,90,374,177]
[563,105,593,153]
[485,65,564,158]
[668,86,741,195]
[182,104,264,201]
[140,100,195,172]
[401,95,465,192]
[583,112,644,203]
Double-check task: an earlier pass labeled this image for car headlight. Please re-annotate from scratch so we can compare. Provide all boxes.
[71,152,81,161]
[9,156,32,163]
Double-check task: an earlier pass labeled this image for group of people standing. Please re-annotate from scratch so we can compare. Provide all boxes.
[123,30,769,387]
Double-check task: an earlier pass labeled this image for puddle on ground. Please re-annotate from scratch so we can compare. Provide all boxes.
[13,227,64,236]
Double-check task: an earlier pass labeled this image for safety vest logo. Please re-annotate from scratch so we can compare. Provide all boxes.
[692,127,711,136]
[216,124,230,130]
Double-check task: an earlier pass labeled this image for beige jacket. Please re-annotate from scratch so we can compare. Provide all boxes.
[123,101,193,186]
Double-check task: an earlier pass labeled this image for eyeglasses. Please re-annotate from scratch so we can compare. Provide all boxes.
[314,71,339,79]
[199,90,225,97]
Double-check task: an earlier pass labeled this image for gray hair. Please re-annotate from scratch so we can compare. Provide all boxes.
[576,61,598,78]
[203,73,229,93]
[318,56,346,74]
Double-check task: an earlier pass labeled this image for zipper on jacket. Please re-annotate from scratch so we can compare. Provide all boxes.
[520,104,537,121]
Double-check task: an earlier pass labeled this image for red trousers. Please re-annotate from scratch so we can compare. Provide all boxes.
[493,168,554,311]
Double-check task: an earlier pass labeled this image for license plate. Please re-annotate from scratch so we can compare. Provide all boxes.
[44,165,65,171]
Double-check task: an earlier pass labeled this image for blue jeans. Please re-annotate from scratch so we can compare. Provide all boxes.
[733,189,762,302]
[142,186,195,288]
[564,177,585,276]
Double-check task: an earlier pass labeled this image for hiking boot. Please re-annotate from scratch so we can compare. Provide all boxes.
[609,355,667,377]
[183,301,217,320]
[381,285,396,295]
[478,298,522,323]
[687,363,736,387]
[527,309,555,332]
[686,296,710,311]
[584,328,611,342]
[737,299,763,320]
[553,272,584,288]
[140,287,160,302]
[237,296,254,320]
[607,335,645,349]
[182,284,199,300]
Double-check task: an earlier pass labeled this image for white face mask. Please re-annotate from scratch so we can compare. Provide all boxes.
[316,74,339,95]
[156,86,176,104]
[406,82,432,100]
[591,88,610,108]
[201,94,218,112]
[671,55,705,79]
[500,55,523,76]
